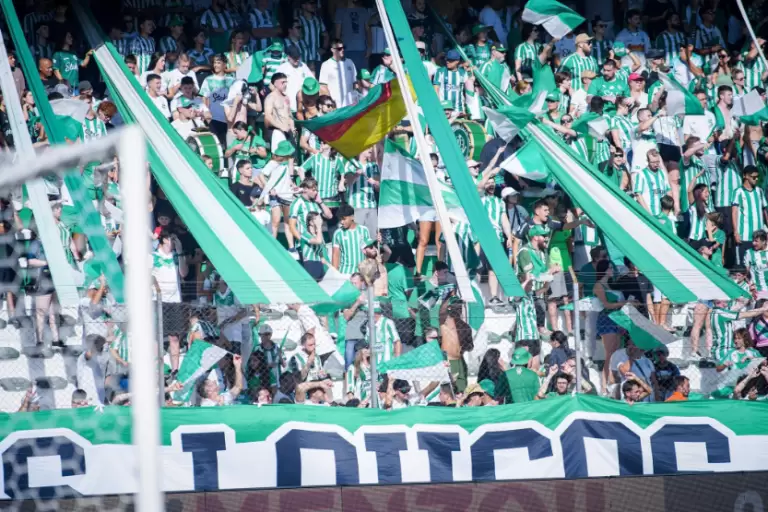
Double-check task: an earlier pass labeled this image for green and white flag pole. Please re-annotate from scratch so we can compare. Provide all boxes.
[374,2,475,302]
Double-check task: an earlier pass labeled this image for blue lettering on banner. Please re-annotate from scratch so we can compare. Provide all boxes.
[363,433,408,484]
[275,430,360,487]
[560,420,643,478]
[416,432,460,483]
[471,428,553,481]
[181,432,227,491]
[650,424,730,474]
[2,436,85,500]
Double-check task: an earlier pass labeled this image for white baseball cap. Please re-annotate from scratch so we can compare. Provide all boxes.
[501,187,519,199]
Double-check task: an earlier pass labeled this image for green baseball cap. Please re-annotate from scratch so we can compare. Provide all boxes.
[510,347,531,366]
[358,68,372,81]
[546,90,560,101]
[383,47,392,56]
[440,100,454,110]
[527,224,549,239]
[492,44,507,52]
[472,24,490,35]
[611,41,627,57]
[273,140,295,157]
[302,77,319,95]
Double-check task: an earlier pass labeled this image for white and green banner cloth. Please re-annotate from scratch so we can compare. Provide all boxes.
[522,0,586,39]
[3,394,768,498]
[312,266,363,315]
[609,304,677,350]
[172,340,229,402]
[379,140,464,228]
[658,72,705,116]
[500,141,550,181]
[377,340,449,381]
[73,1,331,305]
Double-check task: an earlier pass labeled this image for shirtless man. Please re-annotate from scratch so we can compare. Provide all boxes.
[264,72,295,151]
[439,291,473,394]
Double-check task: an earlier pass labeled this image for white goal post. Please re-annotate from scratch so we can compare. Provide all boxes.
[0,127,163,512]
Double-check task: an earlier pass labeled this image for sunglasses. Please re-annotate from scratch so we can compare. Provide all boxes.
[596,23,606,28]
[333,45,345,51]
[562,118,573,123]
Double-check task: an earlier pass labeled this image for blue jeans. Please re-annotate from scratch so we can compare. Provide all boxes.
[345,338,363,369]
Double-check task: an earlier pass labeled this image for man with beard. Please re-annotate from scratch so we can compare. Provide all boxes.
[559,33,598,92]
[514,225,550,364]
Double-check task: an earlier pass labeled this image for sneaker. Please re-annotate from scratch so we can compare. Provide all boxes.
[51,340,66,348]
[488,297,503,306]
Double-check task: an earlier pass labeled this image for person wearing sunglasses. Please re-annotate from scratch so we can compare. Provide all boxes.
[590,17,612,66]
[693,9,725,59]
[319,38,358,107]
[655,12,685,68]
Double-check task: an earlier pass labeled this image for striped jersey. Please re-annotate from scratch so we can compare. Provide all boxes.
[249,8,275,51]
[713,156,741,208]
[513,41,540,71]
[289,195,321,235]
[687,205,710,241]
[694,25,725,53]
[188,47,215,67]
[514,296,538,341]
[302,153,341,200]
[745,248,768,292]
[610,114,635,151]
[569,137,589,159]
[113,38,131,58]
[559,53,598,90]
[516,244,549,291]
[732,186,768,242]
[575,214,600,246]
[332,224,370,275]
[345,363,371,401]
[32,43,54,61]
[253,342,284,386]
[345,161,378,208]
[465,43,492,68]
[679,155,710,212]
[288,350,326,382]
[23,11,51,43]
[655,31,686,67]
[225,51,249,70]
[110,325,129,363]
[433,67,467,113]
[369,316,399,366]
[634,168,671,216]
[738,57,767,91]
[82,118,107,141]
[720,348,762,369]
[300,231,328,262]
[56,221,75,266]
[159,36,180,55]
[591,39,611,65]
[129,36,156,73]
[481,195,505,242]
[200,9,237,32]
[263,54,285,85]
[371,64,395,85]
[284,37,311,64]
[298,13,327,62]
[710,308,739,361]
[443,220,480,277]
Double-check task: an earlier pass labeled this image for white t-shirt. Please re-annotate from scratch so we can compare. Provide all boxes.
[172,118,201,140]
[149,94,171,120]
[151,249,182,302]
[201,391,234,407]
[571,88,588,117]
[319,57,357,108]
[140,71,168,95]
[275,61,314,112]
[76,351,110,405]
[163,68,200,92]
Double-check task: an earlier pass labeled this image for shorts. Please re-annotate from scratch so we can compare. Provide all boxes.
[269,197,292,208]
[420,209,438,222]
[303,260,326,281]
[548,271,568,299]
[658,143,682,163]
[652,286,667,303]
[516,338,541,357]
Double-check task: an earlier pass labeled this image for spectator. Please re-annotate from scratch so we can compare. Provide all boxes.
[503,347,540,403]
[76,334,115,405]
[536,366,571,399]
[319,38,357,107]
[622,377,652,404]
[611,339,658,401]
[665,376,691,401]
[653,346,680,400]
[199,355,243,406]
[289,332,327,383]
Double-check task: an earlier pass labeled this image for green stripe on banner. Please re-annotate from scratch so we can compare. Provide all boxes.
[0,0,125,302]
[73,1,332,305]
[384,0,524,298]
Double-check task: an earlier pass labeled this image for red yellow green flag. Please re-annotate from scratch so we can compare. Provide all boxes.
[301,79,408,158]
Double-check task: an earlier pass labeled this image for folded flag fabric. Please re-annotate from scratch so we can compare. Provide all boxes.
[236,51,265,85]
[659,72,705,116]
[50,98,91,123]
[608,304,677,350]
[522,0,585,39]
[571,112,611,141]
[501,141,550,181]
[378,139,464,228]
[173,340,229,402]
[312,266,363,315]
[483,104,536,142]
[378,340,449,381]
[739,106,768,126]
[301,79,408,158]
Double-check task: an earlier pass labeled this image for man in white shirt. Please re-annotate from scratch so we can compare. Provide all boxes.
[170,77,211,121]
[319,38,357,107]
[416,41,437,79]
[276,45,314,112]
[163,53,200,98]
[172,100,207,139]
[198,355,243,406]
[147,73,171,120]
[570,70,596,117]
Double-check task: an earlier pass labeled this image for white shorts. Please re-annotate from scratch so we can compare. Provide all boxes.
[653,286,666,303]
[420,209,438,222]
[271,129,286,151]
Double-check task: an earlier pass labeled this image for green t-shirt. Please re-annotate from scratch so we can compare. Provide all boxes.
[587,77,629,108]
[385,262,413,319]
[504,367,540,403]
[53,51,80,86]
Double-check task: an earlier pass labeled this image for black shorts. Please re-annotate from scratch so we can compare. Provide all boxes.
[658,143,682,163]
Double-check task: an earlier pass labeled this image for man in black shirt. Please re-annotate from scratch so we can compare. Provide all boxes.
[612,258,653,317]
[230,160,261,207]
[38,58,61,93]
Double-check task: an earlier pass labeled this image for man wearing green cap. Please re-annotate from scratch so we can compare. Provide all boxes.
[371,48,395,86]
[352,69,373,104]
[504,347,540,403]
[465,24,492,68]
[514,224,550,350]
[259,140,299,250]
[263,40,286,86]
[276,45,313,112]
[480,44,512,94]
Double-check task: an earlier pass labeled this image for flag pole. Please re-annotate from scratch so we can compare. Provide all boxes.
[736,0,768,70]
[572,281,582,394]
[374,0,476,302]
[367,284,380,408]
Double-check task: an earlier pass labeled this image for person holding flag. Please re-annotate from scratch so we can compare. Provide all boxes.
[515,225,550,348]
[634,149,671,216]
[480,44,512,94]
[370,47,395,85]
[288,332,327,382]
[465,24,493,69]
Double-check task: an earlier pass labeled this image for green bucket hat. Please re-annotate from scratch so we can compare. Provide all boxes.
[527,224,549,240]
[472,24,490,36]
[273,140,295,157]
[358,68,372,81]
[168,15,184,27]
[440,100,454,110]
[478,378,496,397]
[268,40,284,52]
[302,77,320,95]
[510,347,531,366]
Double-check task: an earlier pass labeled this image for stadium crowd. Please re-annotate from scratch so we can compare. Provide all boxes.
[6,0,768,411]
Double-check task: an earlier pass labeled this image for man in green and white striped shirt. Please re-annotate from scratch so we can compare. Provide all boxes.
[633,149,671,216]
[732,166,768,265]
[679,137,710,212]
[514,225,550,340]
[249,0,280,51]
[713,153,741,219]
[371,48,395,85]
[369,303,401,366]
[480,180,512,305]
[738,40,767,91]
[298,0,328,72]
[129,16,156,73]
[199,0,238,54]
[288,332,327,382]
[433,50,468,114]
[559,33,598,91]
[513,24,542,80]
[655,13,686,67]
[288,177,332,240]
[745,230,768,298]
[609,98,636,153]
[709,300,768,361]
[332,204,370,276]
[302,145,343,204]
[344,151,379,235]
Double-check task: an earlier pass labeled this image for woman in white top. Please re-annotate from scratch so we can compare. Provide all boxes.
[140,52,169,97]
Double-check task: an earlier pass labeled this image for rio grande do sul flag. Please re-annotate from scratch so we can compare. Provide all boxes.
[522,0,585,39]
[301,79,409,158]
[378,139,464,228]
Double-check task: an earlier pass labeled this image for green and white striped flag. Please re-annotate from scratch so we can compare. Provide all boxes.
[608,304,676,351]
[482,105,536,142]
[377,340,449,381]
[522,0,586,39]
[173,340,229,402]
[235,51,265,84]
[572,112,611,141]
[501,142,550,181]
[312,266,363,315]
[378,140,464,229]
[658,72,705,116]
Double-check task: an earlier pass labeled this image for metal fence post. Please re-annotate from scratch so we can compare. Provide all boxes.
[367,284,379,409]
[573,284,582,394]
[156,300,165,408]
